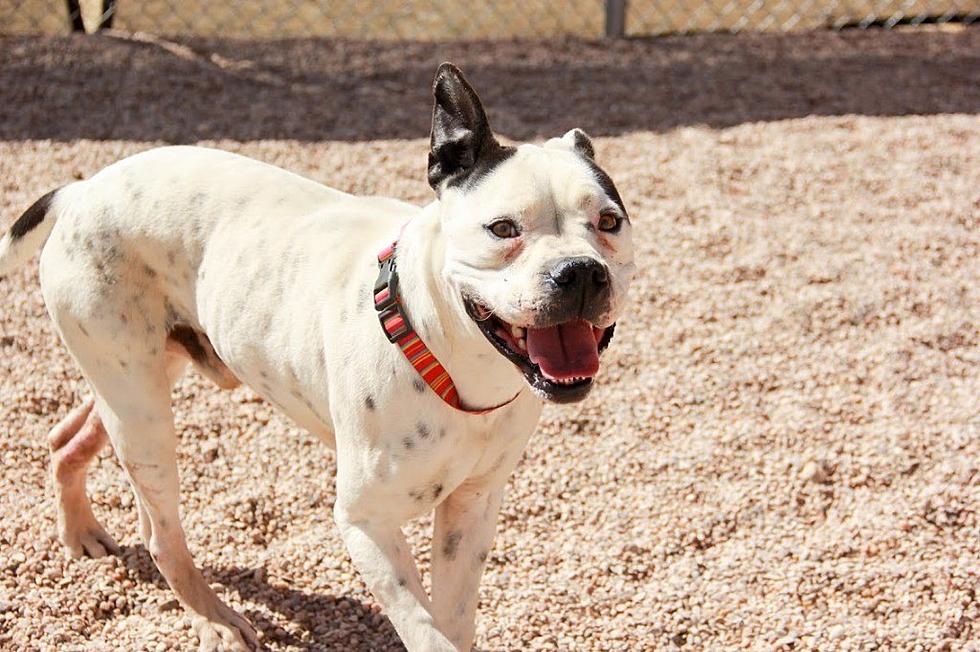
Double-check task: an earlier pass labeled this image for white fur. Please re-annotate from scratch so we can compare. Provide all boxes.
[7,137,633,651]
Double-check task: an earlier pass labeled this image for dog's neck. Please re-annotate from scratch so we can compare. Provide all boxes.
[393,203,528,411]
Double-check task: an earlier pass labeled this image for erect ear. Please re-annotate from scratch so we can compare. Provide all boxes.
[563,128,595,159]
[427,63,509,192]
[544,128,595,160]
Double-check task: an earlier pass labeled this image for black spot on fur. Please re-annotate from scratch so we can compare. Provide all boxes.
[583,158,627,216]
[77,322,89,337]
[408,489,425,502]
[417,422,430,439]
[413,378,425,394]
[302,397,318,414]
[365,396,375,411]
[259,314,272,335]
[9,189,59,239]
[432,483,443,499]
[168,324,228,383]
[166,250,176,265]
[477,549,489,563]
[397,577,407,587]
[439,427,447,439]
[169,325,206,364]
[490,453,507,473]
[442,531,462,560]
[403,437,415,450]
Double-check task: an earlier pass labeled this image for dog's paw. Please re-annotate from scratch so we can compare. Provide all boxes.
[60,523,120,559]
[191,606,261,652]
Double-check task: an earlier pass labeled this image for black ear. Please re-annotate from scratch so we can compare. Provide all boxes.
[565,128,595,160]
[427,63,511,191]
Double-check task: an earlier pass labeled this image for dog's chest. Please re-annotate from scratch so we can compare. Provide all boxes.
[354,395,538,521]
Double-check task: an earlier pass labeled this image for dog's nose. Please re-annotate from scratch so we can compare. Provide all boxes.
[547,256,610,305]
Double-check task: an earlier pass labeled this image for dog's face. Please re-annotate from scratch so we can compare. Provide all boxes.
[428,64,635,403]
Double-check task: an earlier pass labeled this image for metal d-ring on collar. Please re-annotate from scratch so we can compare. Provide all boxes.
[372,230,520,415]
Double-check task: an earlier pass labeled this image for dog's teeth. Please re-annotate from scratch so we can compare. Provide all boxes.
[553,375,591,385]
[517,338,527,350]
[511,325,525,339]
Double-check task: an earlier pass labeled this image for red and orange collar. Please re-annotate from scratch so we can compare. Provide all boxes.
[373,234,520,415]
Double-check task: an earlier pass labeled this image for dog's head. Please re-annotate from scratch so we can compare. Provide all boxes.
[428,63,635,404]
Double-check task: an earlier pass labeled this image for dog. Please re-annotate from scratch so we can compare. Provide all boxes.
[0,63,635,651]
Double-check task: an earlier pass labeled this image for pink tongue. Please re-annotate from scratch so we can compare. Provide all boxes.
[526,319,600,381]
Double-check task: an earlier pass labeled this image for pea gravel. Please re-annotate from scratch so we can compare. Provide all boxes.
[0,29,978,651]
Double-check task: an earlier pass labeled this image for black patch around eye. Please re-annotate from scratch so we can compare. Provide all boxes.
[582,158,627,216]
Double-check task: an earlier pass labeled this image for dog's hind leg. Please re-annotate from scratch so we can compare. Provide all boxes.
[47,351,189,559]
[48,396,119,559]
[86,358,257,652]
[44,325,256,649]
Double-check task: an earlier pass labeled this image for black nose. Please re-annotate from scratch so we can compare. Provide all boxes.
[547,256,610,304]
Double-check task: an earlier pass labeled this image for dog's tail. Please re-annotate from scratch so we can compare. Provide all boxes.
[0,188,64,277]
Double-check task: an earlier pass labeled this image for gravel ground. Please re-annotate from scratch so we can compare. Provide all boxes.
[1,29,978,651]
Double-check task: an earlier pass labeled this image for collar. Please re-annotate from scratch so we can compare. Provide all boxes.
[373,230,521,415]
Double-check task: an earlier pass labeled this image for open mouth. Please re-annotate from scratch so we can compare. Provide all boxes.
[464,299,615,403]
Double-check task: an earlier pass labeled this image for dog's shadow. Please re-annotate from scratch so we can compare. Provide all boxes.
[118,545,406,651]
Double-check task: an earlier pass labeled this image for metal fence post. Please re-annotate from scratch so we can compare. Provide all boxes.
[65,0,84,31]
[100,0,117,29]
[605,0,627,38]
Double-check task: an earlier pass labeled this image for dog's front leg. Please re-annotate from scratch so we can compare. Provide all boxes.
[430,482,504,651]
[333,502,457,651]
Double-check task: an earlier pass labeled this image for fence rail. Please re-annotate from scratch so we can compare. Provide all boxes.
[1,0,976,38]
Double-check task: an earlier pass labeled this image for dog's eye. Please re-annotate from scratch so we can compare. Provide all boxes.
[487,219,520,239]
[597,213,622,233]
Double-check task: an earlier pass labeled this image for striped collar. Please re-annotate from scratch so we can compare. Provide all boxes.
[373,232,520,415]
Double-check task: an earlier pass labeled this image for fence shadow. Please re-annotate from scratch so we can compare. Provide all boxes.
[0,28,977,142]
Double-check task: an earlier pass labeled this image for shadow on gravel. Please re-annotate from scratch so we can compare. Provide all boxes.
[0,28,977,142]
[118,546,404,650]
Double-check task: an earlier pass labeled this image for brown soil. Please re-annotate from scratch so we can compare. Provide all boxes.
[0,29,978,651]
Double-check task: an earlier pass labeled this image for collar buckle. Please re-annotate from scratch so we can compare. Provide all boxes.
[374,249,413,343]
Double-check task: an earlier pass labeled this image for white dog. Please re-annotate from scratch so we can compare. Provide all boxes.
[0,63,634,651]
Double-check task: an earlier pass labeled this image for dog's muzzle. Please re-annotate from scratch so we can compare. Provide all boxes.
[464,293,616,404]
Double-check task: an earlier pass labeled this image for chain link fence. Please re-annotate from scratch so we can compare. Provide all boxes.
[1,0,976,38]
